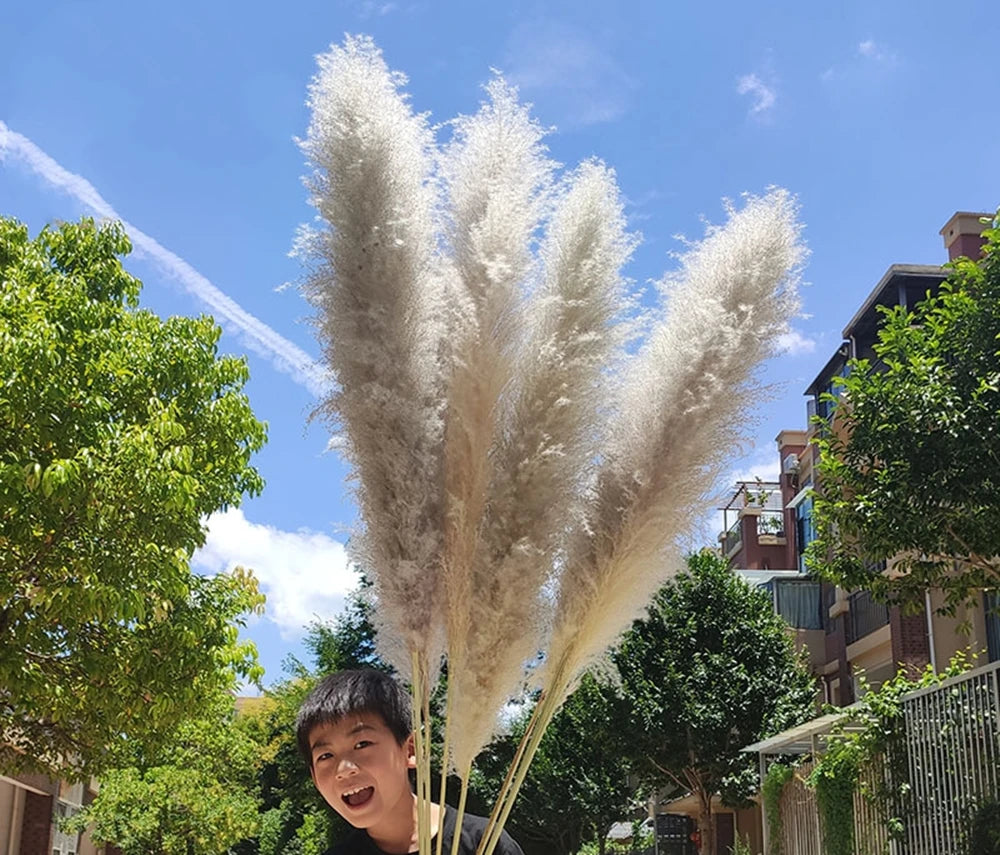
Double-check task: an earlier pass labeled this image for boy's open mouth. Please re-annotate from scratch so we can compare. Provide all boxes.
[342,786,375,807]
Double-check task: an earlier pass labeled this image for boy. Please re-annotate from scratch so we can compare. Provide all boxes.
[297,669,525,855]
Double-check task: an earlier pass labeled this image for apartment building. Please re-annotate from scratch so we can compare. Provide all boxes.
[0,774,102,855]
[719,210,999,706]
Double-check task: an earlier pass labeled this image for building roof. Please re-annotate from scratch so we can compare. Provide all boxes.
[804,342,850,397]
[805,264,947,397]
[606,822,634,841]
[841,263,946,341]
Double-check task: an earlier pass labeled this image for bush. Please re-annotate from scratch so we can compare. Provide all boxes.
[968,799,1000,855]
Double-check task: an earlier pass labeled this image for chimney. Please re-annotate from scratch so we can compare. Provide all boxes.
[940,211,992,261]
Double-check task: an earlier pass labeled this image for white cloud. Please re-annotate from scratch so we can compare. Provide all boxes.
[822,38,899,82]
[504,22,634,128]
[857,39,897,64]
[777,328,817,355]
[0,121,329,398]
[727,449,781,488]
[193,508,359,638]
[736,73,776,117]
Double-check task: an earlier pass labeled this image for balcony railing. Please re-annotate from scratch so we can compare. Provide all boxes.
[723,519,742,557]
[756,510,785,538]
[846,589,890,645]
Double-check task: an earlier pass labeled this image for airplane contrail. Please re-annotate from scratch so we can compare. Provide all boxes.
[0,120,329,398]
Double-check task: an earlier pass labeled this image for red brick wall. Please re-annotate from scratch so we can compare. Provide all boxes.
[890,605,930,677]
[18,792,53,855]
[948,232,987,261]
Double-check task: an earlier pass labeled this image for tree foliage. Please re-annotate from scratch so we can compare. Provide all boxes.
[806,211,1000,611]
[64,691,263,855]
[0,217,267,776]
[615,550,816,855]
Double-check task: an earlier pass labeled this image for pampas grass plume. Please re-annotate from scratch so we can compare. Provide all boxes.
[543,189,806,701]
[299,35,447,676]
[446,159,636,774]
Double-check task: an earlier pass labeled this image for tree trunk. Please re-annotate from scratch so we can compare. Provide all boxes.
[696,784,714,855]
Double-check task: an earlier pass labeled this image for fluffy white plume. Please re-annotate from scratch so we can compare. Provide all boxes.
[299,35,447,674]
[446,160,636,773]
[434,79,555,771]
[543,189,806,699]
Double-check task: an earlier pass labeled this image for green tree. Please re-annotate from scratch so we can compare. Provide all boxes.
[0,217,267,776]
[471,675,640,855]
[615,550,816,855]
[806,212,1000,612]
[65,690,263,855]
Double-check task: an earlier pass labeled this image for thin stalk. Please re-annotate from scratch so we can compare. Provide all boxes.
[411,651,431,855]
[422,679,434,853]
[435,689,455,855]
[478,692,546,836]
[449,772,472,855]
[476,671,568,855]
[478,691,561,855]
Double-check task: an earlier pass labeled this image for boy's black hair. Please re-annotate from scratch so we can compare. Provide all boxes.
[296,668,412,765]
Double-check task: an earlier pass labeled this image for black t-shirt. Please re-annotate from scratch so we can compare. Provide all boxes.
[323,807,524,855]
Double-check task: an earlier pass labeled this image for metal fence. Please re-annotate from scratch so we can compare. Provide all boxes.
[777,761,822,855]
[723,519,742,557]
[766,660,1000,855]
[902,660,1000,854]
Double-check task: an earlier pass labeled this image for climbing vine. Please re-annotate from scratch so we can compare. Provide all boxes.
[808,739,862,855]
[762,762,794,855]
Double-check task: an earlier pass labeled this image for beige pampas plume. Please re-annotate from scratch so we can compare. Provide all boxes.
[475,190,805,855]
[543,189,806,701]
[435,77,554,771]
[446,159,636,776]
[297,35,447,677]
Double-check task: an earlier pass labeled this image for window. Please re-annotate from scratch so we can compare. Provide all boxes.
[774,579,823,630]
[796,496,816,573]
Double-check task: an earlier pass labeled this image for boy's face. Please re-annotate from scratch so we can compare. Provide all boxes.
[308,711,415,833]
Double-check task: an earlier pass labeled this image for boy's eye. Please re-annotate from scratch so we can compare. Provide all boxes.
[315,751,334,763]
[354,740,373,750]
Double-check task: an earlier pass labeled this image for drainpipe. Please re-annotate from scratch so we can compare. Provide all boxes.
[925,590,937,672]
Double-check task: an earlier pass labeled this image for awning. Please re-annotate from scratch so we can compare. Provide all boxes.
[741,706,865,756]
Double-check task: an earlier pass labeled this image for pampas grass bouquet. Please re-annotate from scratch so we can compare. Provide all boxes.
[297,35,806,855]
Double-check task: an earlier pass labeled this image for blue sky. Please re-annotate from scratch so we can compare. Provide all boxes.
[2,0,997,684]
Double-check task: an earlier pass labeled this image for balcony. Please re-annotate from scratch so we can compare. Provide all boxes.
[845,589,890,645]
[719,480,787,564]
